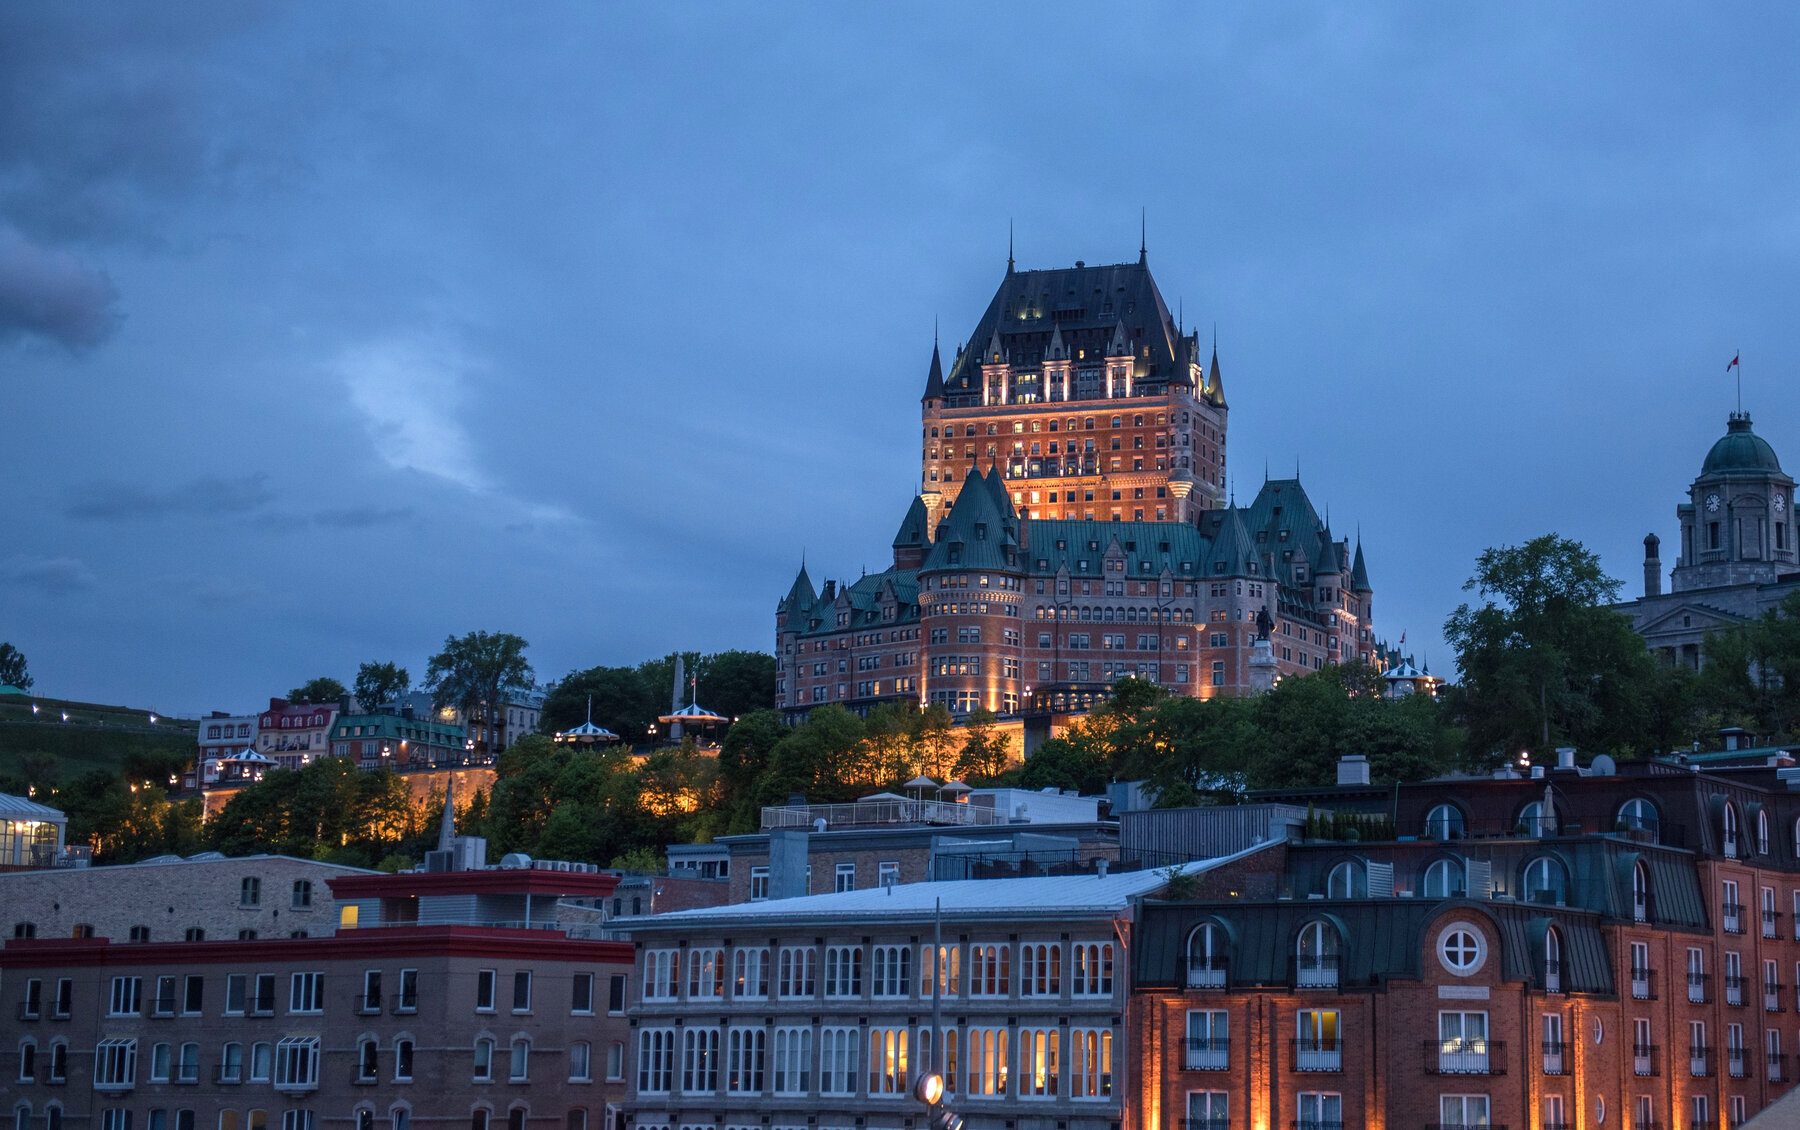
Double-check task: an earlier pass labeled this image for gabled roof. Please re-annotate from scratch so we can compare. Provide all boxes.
[941,259,1185,393]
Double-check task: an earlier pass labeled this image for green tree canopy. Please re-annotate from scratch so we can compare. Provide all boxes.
[287,676,346,704]
[1444,534,1660,764]
[0,642,32,691]
[353,661,411,711]
[425,631,533,715]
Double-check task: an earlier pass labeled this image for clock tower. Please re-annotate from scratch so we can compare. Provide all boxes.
[1671,411,1797,592]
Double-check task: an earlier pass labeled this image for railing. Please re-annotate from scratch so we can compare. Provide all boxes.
[1633,896,1649,923]
[1292,1038,1343,1072]
[1295,954,1340,988]
[213,1065,242,1085]
[150,995,178,1016]
[1542,1123,1569,1130]
[15,1002,40,1021]
[1764,910,1781,938]
[762,798,1006,830]
[355,992,381,1015]
[390,991,418,1013]
[1183,1037,1228,1070]
[1424,1039,1504,1076]
[1766,983,1784,1012]
[1423,1124,1510,1130]
[1634,1043,1658,1076]
[1688,972,1710,1003]
[1770,1053,1788,1082]
[1726,975,1747,1006]
[1690,1045,1713,1078]
[1182,958,1228,989]
[49,1004,69,1020]
[1289,1122,1345,1130]
[1542,1040,1567,1075]
[1728,1047,1747,1078]
[1544,959,1563,994]
[1180,1121,1228,1130]
[1632,969,1656,1000]
[250,995,277,1016]
[1723,902,1745,933]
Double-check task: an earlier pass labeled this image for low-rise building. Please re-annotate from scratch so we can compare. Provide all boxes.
[0,793,70,871]
[327,712,467,773]
[196,713,261,782]
[256,700,340,772]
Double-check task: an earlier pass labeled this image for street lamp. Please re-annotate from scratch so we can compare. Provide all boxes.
[915,898,962,1130]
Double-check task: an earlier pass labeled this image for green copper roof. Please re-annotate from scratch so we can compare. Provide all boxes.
[1702,413,1782,474]
[1352,540,1371,591]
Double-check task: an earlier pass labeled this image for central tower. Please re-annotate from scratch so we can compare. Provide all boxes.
[919,251,1227,529]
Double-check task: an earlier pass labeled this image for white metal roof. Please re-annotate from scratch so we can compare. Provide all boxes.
[0,792,65,821]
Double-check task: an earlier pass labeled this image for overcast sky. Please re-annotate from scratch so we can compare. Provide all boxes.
[4,4,1799,715]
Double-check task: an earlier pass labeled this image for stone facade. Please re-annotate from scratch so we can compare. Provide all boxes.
[0,856,373,944]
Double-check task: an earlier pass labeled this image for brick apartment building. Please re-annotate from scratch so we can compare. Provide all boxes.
[2,857,635,1130]
[1131,751,1800,1130]
[776,252,1375,726]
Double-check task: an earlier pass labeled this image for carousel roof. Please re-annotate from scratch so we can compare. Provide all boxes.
[555,720,620,742]
[221,748,276,764]
[658,702,728,724]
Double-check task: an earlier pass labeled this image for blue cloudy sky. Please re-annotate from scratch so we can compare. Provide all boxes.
[4,4,1799,714]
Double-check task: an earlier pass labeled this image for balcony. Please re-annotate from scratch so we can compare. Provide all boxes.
[1292,1038,1342,1073]
[1631,968,1657,1000]
[150,995,178,1017]
[355,992,382,1015]
[15,1002,40,1021]
[1690,1045,1713,1078]
[1180,1122,1228,1130]
[1633,895,1649,923]
[1424,1039,1505,1076]
[390,991,418,1014]
[1767,983,1784,1012]
[1726,975,1747,1006]
[1770,1053,1788,1083]
[1544,958,1562,995]
[761,797,1005,831]
[1764,910,1781,939]
[1183,1037,1228,1071]
[1634,1043,1658,1076]
[1728,1047,1747,1078]
[1688,972,1710,1004]
[1542,1040,1567,1076]
[1295,954,1340,989]
[1183,958,1227,990]
[1723,902,1745,934]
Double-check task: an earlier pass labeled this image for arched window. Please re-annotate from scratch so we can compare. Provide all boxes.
[1758,809,1771,855]
[1518,801,1551,838]
[1544,927,1564,993]
[1617,799,1659,841]
[1185,923,1227,988]
[1631,861,1650,923]
[1524,857,1568,906]
[1327,861,1366,899]
[1425,804,1465,841]
[1722,801,1740,858]
[1296,921,1341,987]
[1423,859,1466,898]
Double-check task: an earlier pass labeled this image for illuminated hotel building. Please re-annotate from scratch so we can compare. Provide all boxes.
[776,250,1373,724]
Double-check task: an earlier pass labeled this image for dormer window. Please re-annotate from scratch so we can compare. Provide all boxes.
[975,523,988,540]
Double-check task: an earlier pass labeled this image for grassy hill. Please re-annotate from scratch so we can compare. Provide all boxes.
[0,692,199,788]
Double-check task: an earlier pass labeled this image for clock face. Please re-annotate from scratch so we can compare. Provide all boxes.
[1776,492,1787,512]
[1706,493,1721,513]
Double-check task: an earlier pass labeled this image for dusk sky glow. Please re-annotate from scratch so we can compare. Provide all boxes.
[4,4,1799,713]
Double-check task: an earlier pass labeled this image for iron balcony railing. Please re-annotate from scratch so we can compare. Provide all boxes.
[1292,1038,1343,1072]
[1424,1039,1505,1076]
[761,798,1006,830]
[1722,902,1745,933]
[1424,1124,1510,1130]
[1769,1053,1788,1082]
[390,991,418,1013]
[1764,909,1781,938]
[1633,1043,1659,1076]
[1542,1040,1567,1075]
[1295,954,1340,988]
[1689,1045,1713,1078]
[1725,974,1747,1005]
[1289,1122,1345,1130]
[1183,1037,1228,1070]
[1182,958,1228,989]
[15,1002,40,1021]
[1632,968,1657,1000]
[1728,1047,1747,1078]
[355,992,381,1014]
[1766,983,1784,1012]
[1687,972,1710,1003]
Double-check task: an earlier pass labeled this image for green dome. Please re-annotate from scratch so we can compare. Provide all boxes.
[1702,414,1783,474]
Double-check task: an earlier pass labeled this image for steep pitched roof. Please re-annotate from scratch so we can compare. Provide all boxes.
[1209,505,1257,577]
[941,259,1184,393]
[891,496,930,548]
[779,564,816,615]
[921,342,945,401]
[923,467,1015,573]
[1352,540,1371,591]
[1206,342,1227,407]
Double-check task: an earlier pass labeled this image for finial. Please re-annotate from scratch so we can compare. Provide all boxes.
[933,315,938,347]
[1008,220,1014,274]
[1139,207,1146,263]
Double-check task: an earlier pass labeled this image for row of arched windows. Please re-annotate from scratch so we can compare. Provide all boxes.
[1319,857,1570,905]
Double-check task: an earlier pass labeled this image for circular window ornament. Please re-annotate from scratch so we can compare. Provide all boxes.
[1436,921,1487,976]
[1593,1016,1604,1045]
[1596,1095,1606,1124]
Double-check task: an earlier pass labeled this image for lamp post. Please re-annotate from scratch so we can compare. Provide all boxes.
[912,899,962,1130]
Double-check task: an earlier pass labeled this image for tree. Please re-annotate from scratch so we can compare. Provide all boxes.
[353,661,411,712]
[1444,534,1660,763]
[0,643,32,691]
[915,704,959,779]
[288,676,347,705]
[539,665,656,744]
[425,631,534,716]
[952,709,1012,783]
[697,650,778,719]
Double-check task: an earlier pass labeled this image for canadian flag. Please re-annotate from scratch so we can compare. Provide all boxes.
[1399,631,1406,645]
[1728,354,1740,371]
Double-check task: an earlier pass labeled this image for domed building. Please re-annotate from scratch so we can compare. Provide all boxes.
[1623,411,1800,666]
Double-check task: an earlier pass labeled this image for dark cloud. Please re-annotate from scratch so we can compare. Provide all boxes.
[67,474,274,521]
[0,227,121,348]
[1,555,96,595]
[312,506,415,529]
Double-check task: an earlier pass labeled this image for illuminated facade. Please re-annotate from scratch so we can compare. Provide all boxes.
[1132,754,1800,1130]
[776,252,1373,724]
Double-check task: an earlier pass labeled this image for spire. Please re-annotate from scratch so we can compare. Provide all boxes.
[1007,219,1014,275]
[1352,539,1371,592]
[1108,320,1130,357]
[922,338,945,401]
[986,325,1005,364]
[436,777,456,854]
[1139,208,1147,265]
[1207,329,1226,406]
[1047,322,1066,361]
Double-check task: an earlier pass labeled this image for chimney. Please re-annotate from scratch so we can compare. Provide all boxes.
[1643,533,1662,597]
[1556,747,1576,770]
[1337,755,1371,786]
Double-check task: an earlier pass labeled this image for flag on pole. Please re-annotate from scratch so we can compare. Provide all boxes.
[1728,354,1740,371]
[1399,631,1406,645]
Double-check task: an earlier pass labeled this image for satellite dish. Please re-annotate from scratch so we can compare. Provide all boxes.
[1590,754,1617,776]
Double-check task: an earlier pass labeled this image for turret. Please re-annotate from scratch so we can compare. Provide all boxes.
[921,341,945,403]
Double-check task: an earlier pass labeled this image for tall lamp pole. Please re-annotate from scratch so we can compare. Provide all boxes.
[912,899,961,1130]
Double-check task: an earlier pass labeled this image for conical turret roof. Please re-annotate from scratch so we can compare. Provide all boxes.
[1210,505,1256,577]
[1352,540,1371,592]
[891,496,931,548]
[781,564,817,615]
[921,341,945,401]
